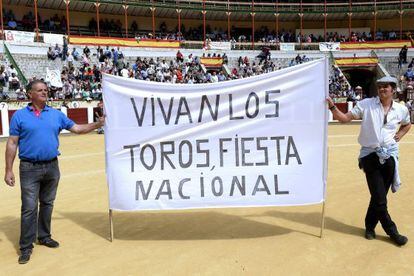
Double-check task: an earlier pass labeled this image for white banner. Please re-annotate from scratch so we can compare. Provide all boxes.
[42,33,64,45]
[5,30,34,44]
[319,42,341,52]
[279,43,295,52]
[103,59,329,211]
[46,68,63,88]
[208,41,231,50]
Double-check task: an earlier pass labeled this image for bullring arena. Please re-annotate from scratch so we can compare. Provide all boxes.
[1,126,413,274]
[1,0,414,274]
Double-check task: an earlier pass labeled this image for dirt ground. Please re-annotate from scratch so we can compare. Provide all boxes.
[0,124,413,275]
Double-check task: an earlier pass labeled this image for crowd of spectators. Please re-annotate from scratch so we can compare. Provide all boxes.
[329,65,352,100]
[0,64,26,100]
[2,44,315,101]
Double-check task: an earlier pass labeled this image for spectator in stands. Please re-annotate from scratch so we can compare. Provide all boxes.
[408,58,414,69]
[9,73,20,91]
[176,50,184,63]
[210,71,218,83]
[0,65,8,89]
[399,45,408,64]
[8,64,17,77]
[217,71,226,82]
[54,44,62,59]
[15,85,26,100]
[89,18,97,31]
[62,37,68,61]
[104,46,112,59]
[355,86,363,100]
[406,85,414,101]
[72,48,80,61]
[7,18,17,29]
[120,66,129,78]
[257,47,271,64]
[112,48,119,65]
[83,46,91,57]
[326,76,411,247]
[404,67,414,81]
[131,21,138,33]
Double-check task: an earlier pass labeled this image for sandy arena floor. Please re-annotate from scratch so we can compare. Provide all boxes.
[0,124,413,275]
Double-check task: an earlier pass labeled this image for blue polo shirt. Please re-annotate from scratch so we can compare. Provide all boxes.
[9,104,75,161]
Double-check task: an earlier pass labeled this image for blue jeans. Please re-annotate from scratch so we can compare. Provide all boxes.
[19,159,60,251]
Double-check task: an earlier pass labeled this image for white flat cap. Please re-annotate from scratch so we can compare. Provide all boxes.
[377,76,398,85]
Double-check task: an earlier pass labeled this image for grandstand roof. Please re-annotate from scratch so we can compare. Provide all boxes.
[7,0,414,22]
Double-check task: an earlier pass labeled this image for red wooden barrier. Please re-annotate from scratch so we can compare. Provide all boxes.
[336,102,348,113]
[67,108,88,124]
[8,110,17,123]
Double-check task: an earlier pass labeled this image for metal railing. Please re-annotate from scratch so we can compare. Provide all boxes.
[3,43,28,86]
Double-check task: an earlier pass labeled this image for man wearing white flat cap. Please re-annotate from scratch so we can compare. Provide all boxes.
[355,85,363,100]
[326,76,411,246]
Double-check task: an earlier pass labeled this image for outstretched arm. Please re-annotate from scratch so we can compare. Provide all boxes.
[326,97,355,123]
[69,113,105,134]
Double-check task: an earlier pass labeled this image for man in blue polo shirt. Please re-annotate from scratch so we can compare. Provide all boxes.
[4,80,105,264]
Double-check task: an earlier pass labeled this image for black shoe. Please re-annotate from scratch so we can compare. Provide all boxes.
[365,229,376,240]
[18,249,32,264]
[390,234,408,246]
[38,238,60,248]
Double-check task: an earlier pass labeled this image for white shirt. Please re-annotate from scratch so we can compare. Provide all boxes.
[121,68,129,78]
[351,97,410,148]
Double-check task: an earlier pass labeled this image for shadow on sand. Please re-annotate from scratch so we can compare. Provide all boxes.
[57,209,364,241]
[58,211,293,241]
[1,210,366,246]
[0,216,21,254]
[261,210,364,237]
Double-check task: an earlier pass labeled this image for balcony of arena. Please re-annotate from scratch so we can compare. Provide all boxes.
[0,0,414,50]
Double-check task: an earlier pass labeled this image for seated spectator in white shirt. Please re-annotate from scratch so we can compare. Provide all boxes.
[47,47,56,60]
[211,71,219,83]
[121,67,129,78]
[7,65,17,77]
[9,73,20,91]
[15,85,26,100]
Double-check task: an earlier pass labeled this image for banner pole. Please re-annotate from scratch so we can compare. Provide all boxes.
[320,145,329,238]
[109,209,114,242]
[319,201,326,238]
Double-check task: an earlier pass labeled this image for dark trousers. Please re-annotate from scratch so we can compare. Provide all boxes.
[19,160,60,252]
[359,153,398,235]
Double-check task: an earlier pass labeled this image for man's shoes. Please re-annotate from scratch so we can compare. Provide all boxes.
[390,233,408,246]
[365,229,376,240]
[18,249,32,264]
[38,238,60,248]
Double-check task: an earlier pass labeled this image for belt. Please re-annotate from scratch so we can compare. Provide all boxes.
[20,157,58,165]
